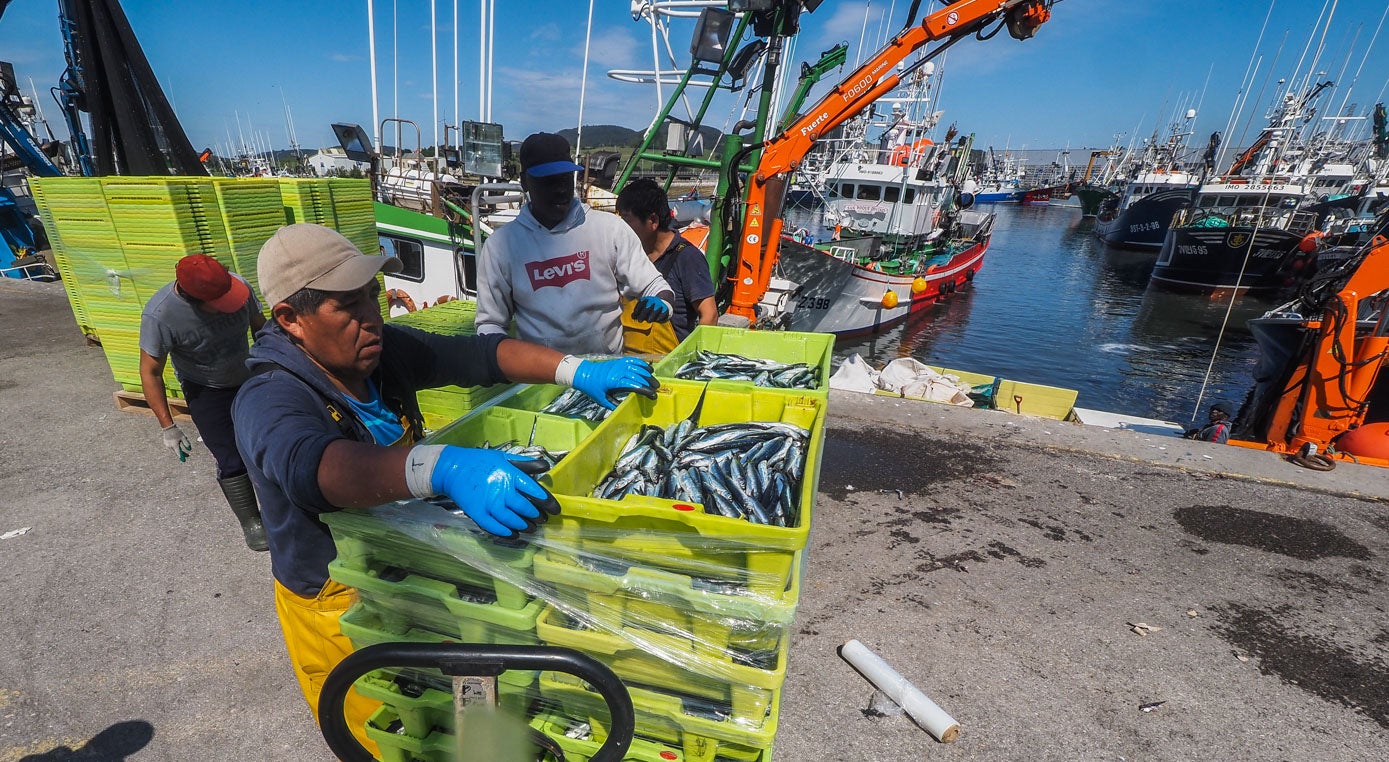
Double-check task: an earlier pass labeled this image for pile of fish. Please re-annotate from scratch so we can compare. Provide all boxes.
[593,420,808,526]
[674,351,820,390]
[484,441,567,470]
[541,387,613,423]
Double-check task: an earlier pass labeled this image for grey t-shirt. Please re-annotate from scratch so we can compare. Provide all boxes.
[139,276,261,388]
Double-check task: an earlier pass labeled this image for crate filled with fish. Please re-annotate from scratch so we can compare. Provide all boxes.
[536,669,780,760]
[498,383,616,425]
[541,379,824,595]
[421,404,594,471]
[652,325,833,396]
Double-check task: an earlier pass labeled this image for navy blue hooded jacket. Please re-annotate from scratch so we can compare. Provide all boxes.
[232,322,507,597]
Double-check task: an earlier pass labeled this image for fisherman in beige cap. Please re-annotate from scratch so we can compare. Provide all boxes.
[232,223,658,750]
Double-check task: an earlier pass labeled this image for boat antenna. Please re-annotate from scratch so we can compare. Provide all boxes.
[368,0,381,156]
[1331,3,1388,138]
[1214,0,1277,173]
[576,0,595,156]
[853,1,873,69]
[430,0,439,173]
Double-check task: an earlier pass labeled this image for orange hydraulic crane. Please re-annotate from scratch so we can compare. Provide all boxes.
[1233,218,1389,467]
[725,0,1056,324]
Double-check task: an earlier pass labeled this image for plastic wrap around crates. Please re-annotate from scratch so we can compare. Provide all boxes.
[360,500,795,722]
[541,379,824,597]
[530,712,690,761]
[652,326,833,397]
[331,556,545,647]
[535,599,788,730]
[351,661,535,737]
[324,508,536,610]
[530,547,796,659]
[364,704,697,762]
[537,670,777,761]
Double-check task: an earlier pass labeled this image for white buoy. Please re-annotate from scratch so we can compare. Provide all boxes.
[840,639,960,743]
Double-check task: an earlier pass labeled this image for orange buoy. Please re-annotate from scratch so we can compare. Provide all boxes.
[912,277,928,294]
[881,290,899,309]
[1298,231,1324,253]
[1335,423,1389,459]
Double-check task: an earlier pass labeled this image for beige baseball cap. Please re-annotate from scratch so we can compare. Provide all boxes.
[258,223,402,307]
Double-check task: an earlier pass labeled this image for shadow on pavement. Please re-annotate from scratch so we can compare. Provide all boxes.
[19,721,154,761]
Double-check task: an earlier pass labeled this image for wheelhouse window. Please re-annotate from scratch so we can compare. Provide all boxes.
[884,186,901,203]
[903,189,916,204]
[379,235,425,282]
[856,184,881,201]
[837,183,854,198]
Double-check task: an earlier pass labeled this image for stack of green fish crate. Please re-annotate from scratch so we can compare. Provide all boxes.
[279,178,389,318]
[31,176,385,397]
[384,300,515,430]
[323,326,833,762]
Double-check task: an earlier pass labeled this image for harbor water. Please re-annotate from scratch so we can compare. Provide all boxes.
[786,203,1282,426]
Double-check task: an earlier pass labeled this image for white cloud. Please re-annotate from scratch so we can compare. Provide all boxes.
[530,23,562,43]
[329,52,361,63]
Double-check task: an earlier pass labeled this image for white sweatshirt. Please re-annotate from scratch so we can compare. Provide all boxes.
[476,201,671,355]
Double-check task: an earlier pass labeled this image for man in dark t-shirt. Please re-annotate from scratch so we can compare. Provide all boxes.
[617,179,717,343]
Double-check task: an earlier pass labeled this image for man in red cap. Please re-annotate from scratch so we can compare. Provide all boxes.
[139,253,269,550]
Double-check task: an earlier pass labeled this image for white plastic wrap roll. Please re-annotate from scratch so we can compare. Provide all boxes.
[840,639,960,743]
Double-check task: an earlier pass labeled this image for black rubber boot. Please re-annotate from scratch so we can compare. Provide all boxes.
[218,474,268,552]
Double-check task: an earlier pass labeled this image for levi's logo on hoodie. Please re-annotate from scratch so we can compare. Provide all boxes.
[527,250,590,290]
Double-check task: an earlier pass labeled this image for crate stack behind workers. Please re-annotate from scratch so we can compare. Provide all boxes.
[323,325,833,762]
[30,176,381,397]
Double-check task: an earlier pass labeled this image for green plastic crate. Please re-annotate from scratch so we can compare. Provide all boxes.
[495,383,611,427]
[652,326,833,396]
[530,711,690,762]
[323,508,536,610]
[352,664,536,738]
[531,548,797,649]
[424,397,596,456]
[535,603,788,727]
[363,706,457,762]
[542,380,824,596]
[538,670,777,760]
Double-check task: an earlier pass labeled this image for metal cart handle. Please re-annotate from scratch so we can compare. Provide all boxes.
[319,642,635,762]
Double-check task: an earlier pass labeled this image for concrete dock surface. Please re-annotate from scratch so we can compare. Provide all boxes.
[2,277,1385,761]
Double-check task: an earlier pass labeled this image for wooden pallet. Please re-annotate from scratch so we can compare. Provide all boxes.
[114,390,192,422]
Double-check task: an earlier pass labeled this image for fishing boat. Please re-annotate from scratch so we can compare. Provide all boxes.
[1150,79,1354,293]
[1095,112,1203,247]
[972,148,1025,203]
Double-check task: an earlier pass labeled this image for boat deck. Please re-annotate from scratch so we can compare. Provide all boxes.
[2,277,1385,761]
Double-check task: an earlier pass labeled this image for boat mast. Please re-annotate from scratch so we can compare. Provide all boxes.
[368,0,380,155]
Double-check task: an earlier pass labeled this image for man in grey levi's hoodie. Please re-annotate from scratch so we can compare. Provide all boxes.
[476,132,675,355]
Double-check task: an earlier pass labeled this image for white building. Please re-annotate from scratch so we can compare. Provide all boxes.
[306,147,368,176]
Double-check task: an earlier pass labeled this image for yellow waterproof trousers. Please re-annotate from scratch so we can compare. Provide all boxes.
[621,298,680,355]
[274,578,381,758]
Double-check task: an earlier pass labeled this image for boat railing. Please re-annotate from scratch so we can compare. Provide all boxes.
[1172,206,1320,234]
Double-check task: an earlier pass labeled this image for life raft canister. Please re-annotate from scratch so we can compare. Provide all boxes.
[1298,231,1324,253]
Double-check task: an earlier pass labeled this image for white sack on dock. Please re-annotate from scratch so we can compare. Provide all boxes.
[829,353,879,393]
[879,358,974,407]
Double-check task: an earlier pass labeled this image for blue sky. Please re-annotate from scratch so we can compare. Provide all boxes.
[2,0,1388,156]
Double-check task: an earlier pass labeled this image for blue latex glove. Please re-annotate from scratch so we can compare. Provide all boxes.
[631,295,673,323]
[572,356,658,410]
[429,447,559,537]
